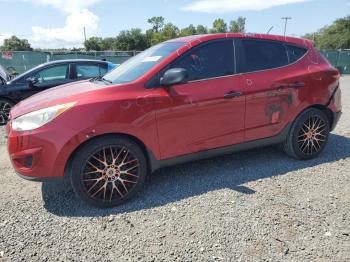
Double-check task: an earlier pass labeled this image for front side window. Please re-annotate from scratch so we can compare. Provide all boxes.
[34,65,68,83]
[170,40,235,81]
[77,64,101,78]
[237,39,289,73]
[103,42,184,84]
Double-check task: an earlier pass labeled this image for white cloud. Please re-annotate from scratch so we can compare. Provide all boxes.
[31,9,99,48]
[183,0,311,13]
[24,0,103,13]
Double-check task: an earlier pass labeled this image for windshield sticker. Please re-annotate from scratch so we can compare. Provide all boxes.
[142,56,162,62]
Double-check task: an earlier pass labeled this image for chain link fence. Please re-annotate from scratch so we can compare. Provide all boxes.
[320,49,350,74]
[0,51,139,77]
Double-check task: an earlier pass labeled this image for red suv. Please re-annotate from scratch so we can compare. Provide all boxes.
[6,34,342,208]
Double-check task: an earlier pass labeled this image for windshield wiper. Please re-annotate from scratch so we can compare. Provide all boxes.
[92,76,112,84]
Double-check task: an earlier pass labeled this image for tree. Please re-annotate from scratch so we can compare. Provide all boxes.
[84,37,103,51]
[180,24,197,36]
[229,17,246,33]
[210,19,227,33]
[1,35,32,51]
[303,16,350,49]
[101,37,117,50]
[115,29,149,50]
[196,25,208,34]
[147,16,165,33]
[162,23,180,40]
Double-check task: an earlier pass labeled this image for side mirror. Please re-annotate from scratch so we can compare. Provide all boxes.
[26,77,38,88]
[160,68,188,87]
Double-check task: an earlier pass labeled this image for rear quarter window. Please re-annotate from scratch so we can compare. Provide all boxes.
[286,45,307,63]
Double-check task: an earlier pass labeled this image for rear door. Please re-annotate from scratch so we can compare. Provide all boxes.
[153,39,246,159]
[235,39,307,141]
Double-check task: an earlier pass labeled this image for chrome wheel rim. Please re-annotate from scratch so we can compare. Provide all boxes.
[0,101,12,125]
[297,116,327,155]
[82,146,139,203]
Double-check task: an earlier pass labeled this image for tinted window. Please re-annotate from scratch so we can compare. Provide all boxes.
[77,64,101,78]
[34,65,68,83]
[103,42,184,84]
[237,39,288,73]
[170,40,235,81]
[100,66,108,75]
[286,45,307,63]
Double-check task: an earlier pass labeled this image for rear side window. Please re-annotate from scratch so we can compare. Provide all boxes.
[170,40,235,81]
[237,39,289,73]
[286,45,307,63]
[77,64,101,78]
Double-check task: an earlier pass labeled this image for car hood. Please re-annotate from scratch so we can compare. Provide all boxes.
[10,80,108,119]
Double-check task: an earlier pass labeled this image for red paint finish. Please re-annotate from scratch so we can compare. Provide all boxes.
[6,33,341,180]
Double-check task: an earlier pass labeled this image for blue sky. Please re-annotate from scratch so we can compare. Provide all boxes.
[0,0,349,48]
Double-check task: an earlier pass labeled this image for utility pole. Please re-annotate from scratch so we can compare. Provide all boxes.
[83,27,87,42]
[281,17,292,37]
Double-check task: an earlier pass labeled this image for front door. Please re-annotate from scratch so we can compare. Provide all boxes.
[154,39,245,159]
[21,63,71,99]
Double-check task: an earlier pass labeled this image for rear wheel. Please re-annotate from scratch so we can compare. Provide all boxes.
[70,136,147,208]
[0,98,14,126]
[283,108,330,160]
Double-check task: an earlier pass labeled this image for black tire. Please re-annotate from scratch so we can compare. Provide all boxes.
[70,136,147,208]
[283,108,330,160]
[0,98,14,126]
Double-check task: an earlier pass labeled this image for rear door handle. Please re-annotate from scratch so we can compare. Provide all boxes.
[289,81,305,88]
[224,91,242,99]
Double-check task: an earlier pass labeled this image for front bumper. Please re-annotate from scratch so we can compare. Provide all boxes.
[6,121,84,181]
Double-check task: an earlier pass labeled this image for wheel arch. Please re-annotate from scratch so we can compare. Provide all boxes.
[308,104,334,128]
[64,132,155,178]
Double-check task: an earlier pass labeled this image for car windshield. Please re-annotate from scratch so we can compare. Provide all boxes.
[102,42,184,84]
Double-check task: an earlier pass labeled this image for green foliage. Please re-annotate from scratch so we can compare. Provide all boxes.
[115,29,148,50]
[210,19,227,33]
[302,16,350,49]
[0,35,32,51]
[147,16,165,33]
[180,24,197,37]
[229,17,246,33]
[84,37,103,51]
[196,25,208,35]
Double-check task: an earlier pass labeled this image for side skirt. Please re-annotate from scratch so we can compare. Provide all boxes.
[148,123,291,173]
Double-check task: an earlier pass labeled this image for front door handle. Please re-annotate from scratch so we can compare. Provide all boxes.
[224,91,242,99]
[289,81,305,88]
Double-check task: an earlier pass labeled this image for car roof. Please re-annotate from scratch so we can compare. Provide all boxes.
[166,33,314,49]
[40,59,108,66]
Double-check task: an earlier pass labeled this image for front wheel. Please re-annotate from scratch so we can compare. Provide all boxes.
[0,98,14,126]
[283,108,330,160]
[70,136,147,208]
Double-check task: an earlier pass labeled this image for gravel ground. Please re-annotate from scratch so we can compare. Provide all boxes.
[0,77,349,261]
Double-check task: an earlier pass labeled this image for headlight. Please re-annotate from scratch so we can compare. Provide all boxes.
[12,102,76,131]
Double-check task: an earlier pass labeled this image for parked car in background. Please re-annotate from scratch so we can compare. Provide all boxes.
[7,34,341,208]
[0,64,10,84]
[0,59,117,125]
